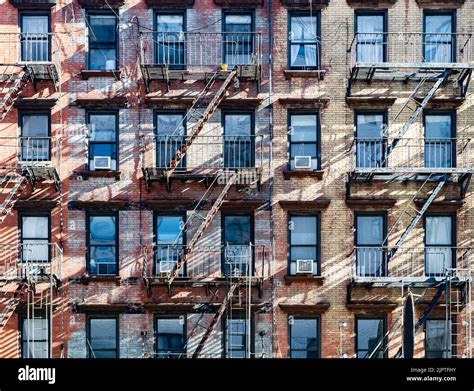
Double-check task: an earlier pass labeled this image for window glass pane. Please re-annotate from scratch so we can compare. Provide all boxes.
[89,114,116,141]
[357,114,384,139]
[157,216,183,244]
[90,144,117,159]
[22,216,48,239]
[157,318,184,354]
[90,319,117,353]
[290,44,317,68]
[224,114,251,136]
[157,15,184,33]
[89,49,117,70]
[22,318,49,358]
[224,215,251,245]
[22,115,48,138]
[357,318,384,357]
[224,15,252,32]
[90,216,116,245]
[22,16,48,34]
[290,144,317,158]
[89,15,116,43]
[425,115,452,139]
[426,216,452,246]
[357,215,383,245]
[426,319,450,358]
[290,115,317,142]
[227,319,246,358]
[425,15,453,34]
[290,216,317,245]
[290,16,317,42]
[290,246,317,261]
[357,15,384,34]
[156,114,184,136]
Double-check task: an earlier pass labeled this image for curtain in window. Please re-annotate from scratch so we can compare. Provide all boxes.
[425,115,452,168]
[22,318,48,358]
[356,114,385,169]
[424,15,453,63]
[356,15,384,63]
[425,216,452,276]
[22,216,49,263]
[290,16,318,68]
[21,115,49,161]
[356,216,384,277]
[157,15,185,68]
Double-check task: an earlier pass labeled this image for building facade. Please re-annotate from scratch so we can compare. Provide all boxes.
[0,0,472,359]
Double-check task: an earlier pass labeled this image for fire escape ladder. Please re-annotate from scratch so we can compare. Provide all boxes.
[0,281,26,331]
[384,70,448,158]
[165,69,239,178]
[0,175,25,223]
[0,70,29,121]
[168,171,239,286]
[191,283,239,358]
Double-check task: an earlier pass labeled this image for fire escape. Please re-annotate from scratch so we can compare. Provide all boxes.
[346,31,473,358]
[139,29,265,358]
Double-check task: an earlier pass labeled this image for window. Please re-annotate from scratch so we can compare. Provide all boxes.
[88,13,118,71]
[156,13,185,69]
[355,213,386,277]
[223,13,253,66]
[87,317,118,358]
[288,215,319,276]
[156,317,186,358]
[20,112,50,162]
[223,112,253,169]
[425,319,452,358]
[425,215,455,277]
[87,214,118,276]
[156,214,184,276]
[21,317,49,358]
[289,317,319,358]
[356,317,386,358]
[355,112,386,169]
[288,113,319,170]
[87,112,118,171]
[20,13,50,62]
[223,214,252,277]
[155,112,185,170]
[20,214,50,263]
[288,12,319,69]
[424,11,455,63]
[355,11,386,63]
[225,318,247,358]
[424,112,455,169]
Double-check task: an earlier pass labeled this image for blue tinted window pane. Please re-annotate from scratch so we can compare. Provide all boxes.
[290,216,317,245]
[89,318,117,358]
[90,144,117,159]
[89,49,117,70]
[224,216,251,245]
[89,115,116,142]
[90,216,116,244]
[90,15,116,43]
[357,318,384,357]
[357,215,384,245]
[290,318,318,358]
[157,216,183,244]
[357,114,384,138]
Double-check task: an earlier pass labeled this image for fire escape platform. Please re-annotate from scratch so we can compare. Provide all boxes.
[351,275,468,288]
[146,275,263,287]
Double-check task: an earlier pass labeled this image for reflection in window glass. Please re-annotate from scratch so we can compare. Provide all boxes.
[88,14,118,70]
[22,318,49,358]
[226,318,246,358]
[156,215,184,275]
[356,13,385,63]
[356,214,385,277]
[425,319,452,358]
[290,318,319,358]
[223,113,252,168]
[424,14,454,63]
[289,215,318,275]
[356,113,385,169]
[356,318,385,358]
[425,215,453,277]
[289,13,319,69]
[88,318,118,358]
[424,114,453,169]
[89,215,117,276]
[156,317,185,358]
[289,114,318,170]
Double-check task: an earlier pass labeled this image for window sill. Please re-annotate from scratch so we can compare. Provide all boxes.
[81,274,121,285]
[74,170,121,180]
[284,69,326,80]
[284,275,325,285]
[283,169,324,180]
[81,69,122,80]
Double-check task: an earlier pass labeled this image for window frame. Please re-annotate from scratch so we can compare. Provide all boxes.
[86,315,119,359]
[288,316,320,359]
[19,315,50,359]
[154,10,186,70]
[222,11,255,66]
[222,313,254,359]
[153,211,187,276]
[86,212,119,276]
[19,11,52,63]
[287,111,321,171]
[287,213,320,276]
[423,10,457,63]
[19,211,51,263]
[87,10,119,71]
[154,110,187,170]
[355,315,387,359]
[354,110,388,169]
[86,110,119,171]
[423,110,456,169]
[18,110,52,162]
[221,110,255,169]
[155,315,187,359]
[354,9,388,63]
[424,317,455,358]
[287,10,321,70]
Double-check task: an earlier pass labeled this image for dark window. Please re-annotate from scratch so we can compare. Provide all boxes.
[289,317,319,358]
[425,319,452,358]
[21,317,49,358]
[356,317,386,358]
[289,113,319,170]
[223,13,253,66]
[225,318,247,358]
[88,13,118,71]
[425,215,454,277]
[20,113,50,162]
[156,317,186,358]
[355,214,386,277]
[223,112,253,169]
[424,12,455,63]
[156,214,184,276]
[87,214,118,276]
[20,13,50,62]
[223,214,252,277]
[355,112,386,169]
[355,11,386,63]
[424,112,455,169]
[156,13,185,70]
[155,112,185,169]
[87,112,118,171]
[20,214,50,263]
[288,12,319,70]
[288,215,319,276]
[87,317,118,358]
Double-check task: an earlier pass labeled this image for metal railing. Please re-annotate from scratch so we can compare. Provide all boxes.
[0,136,60,171]
[139,31,262,69]
[143,244,267,280]
[351,246,471,282]
[349,32,473,68]
[0,33,60,66]
[141,135,264,172]
[0,243,62,281]
[351,137,472,173]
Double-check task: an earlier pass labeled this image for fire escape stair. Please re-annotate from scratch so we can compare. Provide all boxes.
[0,175,26,223]
[0,281,26,331]
[0,69,29,121]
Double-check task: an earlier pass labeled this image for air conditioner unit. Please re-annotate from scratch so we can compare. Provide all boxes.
[93,156,111,170]
[296,259,314,274]
[294,156,312,169]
